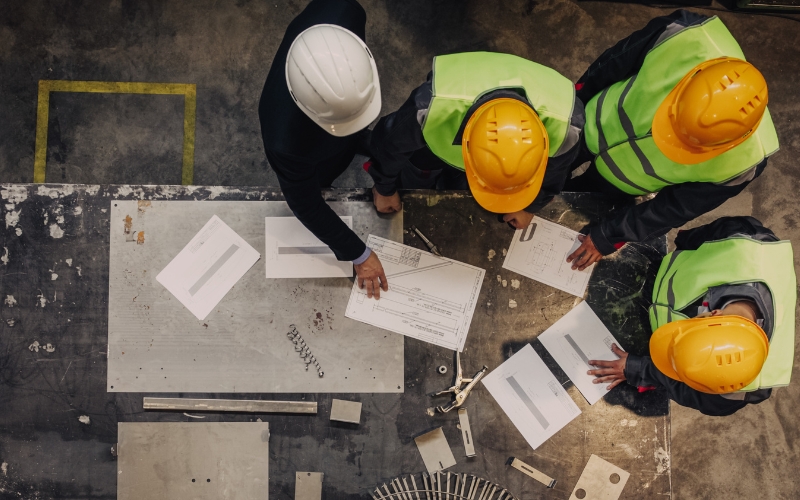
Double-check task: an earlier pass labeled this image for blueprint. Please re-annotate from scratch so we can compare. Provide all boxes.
[537,301,623,405]
[264,216,353,278]
[344,235,485,351]
[482,344,581,450]
[502,216,594,297]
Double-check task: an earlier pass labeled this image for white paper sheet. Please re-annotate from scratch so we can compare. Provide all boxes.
[537,301,623,405]
[344,235,485,351]
[502,217,595,297]
[264,216,353,278]
[156,215,260,320]
[482,344,581,450]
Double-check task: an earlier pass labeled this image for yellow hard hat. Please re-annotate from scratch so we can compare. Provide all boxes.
[462,98,548,214]
[652,57,768,165]
[649,315,769,394]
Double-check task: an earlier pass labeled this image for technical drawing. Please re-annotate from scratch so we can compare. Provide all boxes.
[346,235,485,351]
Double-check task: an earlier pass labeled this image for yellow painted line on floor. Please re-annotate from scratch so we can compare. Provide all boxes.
[33,80,197,184]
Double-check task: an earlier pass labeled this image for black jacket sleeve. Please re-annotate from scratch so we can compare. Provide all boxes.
[576,10,708,103]
[674,215,779,249]
[367,82,431,197]
[588,159,768,255]
[623,355,770,416]
[266,150,366,261]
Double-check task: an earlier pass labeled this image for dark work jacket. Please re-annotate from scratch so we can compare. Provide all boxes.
[258,0,368,261]
[624,216,777,416]
[574,10,770,256]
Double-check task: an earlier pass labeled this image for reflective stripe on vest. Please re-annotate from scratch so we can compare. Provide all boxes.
[421,52,574,171]
[649,238,796,391]
[585,17,780,195]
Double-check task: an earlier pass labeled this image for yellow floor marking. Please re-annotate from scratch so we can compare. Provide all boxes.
[33,80,197,184]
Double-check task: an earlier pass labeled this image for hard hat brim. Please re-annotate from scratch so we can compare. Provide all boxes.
[649,320,682,381]
[465,159,546,214]
[652,58,759,165]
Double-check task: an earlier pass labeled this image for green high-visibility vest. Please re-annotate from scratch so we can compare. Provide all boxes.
[584,17,780,196]
[421,52,575,171]
[649,237,796,391]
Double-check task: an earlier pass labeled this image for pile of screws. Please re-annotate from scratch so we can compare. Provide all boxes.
[287,324,324,377]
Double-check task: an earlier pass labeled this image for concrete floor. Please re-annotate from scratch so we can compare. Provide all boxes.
[1,0,800,498]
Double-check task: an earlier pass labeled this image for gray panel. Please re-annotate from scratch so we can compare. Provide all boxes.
[507,376,549,429]
[117,422,270,500]
[108,200,404,393]
[564,334,591,365]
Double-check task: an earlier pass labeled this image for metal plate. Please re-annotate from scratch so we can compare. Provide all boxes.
[108,200,404,393]
[330,399,362,424]
[568,454,630,500]
[295,472,323,500]
[117,422,270,500]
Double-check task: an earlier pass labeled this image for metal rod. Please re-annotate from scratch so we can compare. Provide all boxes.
[411,474,422,500]
[142,397,317,414]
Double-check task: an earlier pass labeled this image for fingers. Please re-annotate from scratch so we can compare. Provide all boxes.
[591,375,619,384]
[606,379,624,390]
[502,214,514,222]
[365,279,375,299]
[566,242,586,264]
[588,360,615,369]
[588,367,617,376]
[610,343,625,356]
[573,250,601,271]
[379,270,389,292]
[358,276,366,290]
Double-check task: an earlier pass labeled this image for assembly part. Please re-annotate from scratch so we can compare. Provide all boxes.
[414,428,457,474]
[143,397,317,414]
[457,408,476,458]
[117,422,269,500]
[429,352,488,413]
[295,472,323,500]
[508,457,556,488]
[438,365,448,374]
[330,399,362,424]
[568,455,630,500]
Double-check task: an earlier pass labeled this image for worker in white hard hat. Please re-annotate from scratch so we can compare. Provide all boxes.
[258,0,387,298]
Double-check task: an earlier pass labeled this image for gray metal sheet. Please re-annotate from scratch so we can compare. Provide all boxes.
[117,422,270,500]
[108,200,404,392]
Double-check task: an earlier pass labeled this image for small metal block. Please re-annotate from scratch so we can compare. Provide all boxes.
[330,399,362,424]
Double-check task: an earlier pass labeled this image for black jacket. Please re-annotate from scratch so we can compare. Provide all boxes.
[624,216,777,416]
[258,0,368,261]
[575,10,770,256]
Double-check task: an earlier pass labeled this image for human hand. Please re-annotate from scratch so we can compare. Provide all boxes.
[587,344,628,390]
[503,211,534,230]
[354,251,388,299]
[372,186,401,214]
[566,234,603,271]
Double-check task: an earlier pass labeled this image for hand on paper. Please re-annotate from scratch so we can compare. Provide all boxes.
[588,344,628,390]
[372,187,401,214]
[503,211,534,230]
[354,251,389,299]
[567,234,603,271]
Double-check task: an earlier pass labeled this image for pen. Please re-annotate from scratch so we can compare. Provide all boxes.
[410,225,442,257]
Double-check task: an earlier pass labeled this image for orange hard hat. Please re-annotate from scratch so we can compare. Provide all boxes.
[652,57,768,165]
[462,98,548,214]
[649,315,769,394]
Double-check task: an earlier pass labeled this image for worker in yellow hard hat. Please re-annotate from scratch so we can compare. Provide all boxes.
[365,52,584,227]
[563,10,779,272]
[586,216,795,416]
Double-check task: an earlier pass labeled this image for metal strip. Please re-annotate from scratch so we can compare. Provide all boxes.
[143,397,317,414]
[278,246,334,255]
[509,457,556,488]
[506,376,549,429]
[457,408,477,457]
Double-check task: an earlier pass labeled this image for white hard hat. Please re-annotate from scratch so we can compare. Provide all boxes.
[285,24,381,137]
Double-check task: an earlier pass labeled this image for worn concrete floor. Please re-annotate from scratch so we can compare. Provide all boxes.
[1,0,799,498]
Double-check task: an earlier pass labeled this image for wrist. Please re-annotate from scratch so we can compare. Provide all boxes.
[352,247,371,266]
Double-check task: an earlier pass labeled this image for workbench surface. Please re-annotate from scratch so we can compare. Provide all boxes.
[0,184,670,499]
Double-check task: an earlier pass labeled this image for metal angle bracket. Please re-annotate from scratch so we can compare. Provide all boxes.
[457,408,476,458]
[143,397,318,414]
[507,457,556,489]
